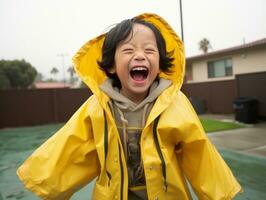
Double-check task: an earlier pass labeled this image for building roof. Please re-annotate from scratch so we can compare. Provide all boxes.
[34,82,70,89]
[187,37,266,62]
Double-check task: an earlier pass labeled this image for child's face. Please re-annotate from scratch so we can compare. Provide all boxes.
[113,23,160,103]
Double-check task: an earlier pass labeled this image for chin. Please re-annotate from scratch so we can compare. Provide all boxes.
[131,87,150,95]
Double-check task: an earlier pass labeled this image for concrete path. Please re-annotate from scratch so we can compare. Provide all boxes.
[207,119,266,158]
[202,115,266,199]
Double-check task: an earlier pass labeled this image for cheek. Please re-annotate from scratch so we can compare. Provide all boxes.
[150,56,160,70]
[148,53,159,63]
[114,65,127,77]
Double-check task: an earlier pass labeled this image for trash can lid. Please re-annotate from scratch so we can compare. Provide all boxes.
[234,97,257,103]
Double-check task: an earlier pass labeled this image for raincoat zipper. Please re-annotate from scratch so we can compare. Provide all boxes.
[153,115,168,192]
[104,112,112,186]
[105,105,124,199]
[118,144,124,200]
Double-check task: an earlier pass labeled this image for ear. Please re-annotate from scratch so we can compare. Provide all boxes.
[108,66,116,74]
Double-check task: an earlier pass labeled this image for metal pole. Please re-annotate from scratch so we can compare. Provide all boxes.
[58,53,68,87]
[179,0,184,42]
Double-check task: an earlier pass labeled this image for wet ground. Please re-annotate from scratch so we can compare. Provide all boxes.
[0,118,266,200]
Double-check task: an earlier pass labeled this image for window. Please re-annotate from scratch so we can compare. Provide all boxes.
[208,58,232,78]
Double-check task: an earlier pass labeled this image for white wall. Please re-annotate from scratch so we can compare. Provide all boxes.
[233,48,266,74]
[187,47,266,83]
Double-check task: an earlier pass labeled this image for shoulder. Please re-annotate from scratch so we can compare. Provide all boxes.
[163,90,199,123]
[80,94,104,117]
[168,90,191,110]
[159,91,206,140]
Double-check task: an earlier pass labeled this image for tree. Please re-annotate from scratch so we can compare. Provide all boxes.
[67,66,75,82]
[67,66,77,84]
[50,67,59,81]
[0,59,37,89]
[199,38,212,54]
[35,72,44,82]
[0,68,10,89]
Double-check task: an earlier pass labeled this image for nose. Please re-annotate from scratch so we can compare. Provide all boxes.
[133,51,146,61]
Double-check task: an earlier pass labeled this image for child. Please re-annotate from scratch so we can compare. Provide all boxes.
[17,13,241,200]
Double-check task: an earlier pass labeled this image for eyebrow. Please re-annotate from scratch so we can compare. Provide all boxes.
[119,41,157,47]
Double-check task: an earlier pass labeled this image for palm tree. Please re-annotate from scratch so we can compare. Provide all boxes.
[67,66,76,84]
[199,38,212,54]
[50,67,59,81]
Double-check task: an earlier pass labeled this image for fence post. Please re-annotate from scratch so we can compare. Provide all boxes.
[52,89,58,123]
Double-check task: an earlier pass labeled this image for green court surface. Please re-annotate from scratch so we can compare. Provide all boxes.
[0,124,265,200]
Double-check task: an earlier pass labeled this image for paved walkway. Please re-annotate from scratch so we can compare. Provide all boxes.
[202,114,266,158]
[209,123,266,158]
[202,114,266,199]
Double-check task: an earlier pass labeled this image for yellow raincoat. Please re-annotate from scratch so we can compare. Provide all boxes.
[17,13,241,200]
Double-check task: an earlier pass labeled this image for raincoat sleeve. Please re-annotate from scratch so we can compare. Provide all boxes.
[178,93,241,200]
[17,97,100,200]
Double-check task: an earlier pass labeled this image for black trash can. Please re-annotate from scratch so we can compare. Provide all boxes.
[233,97,258,124]
[189,97,206,114]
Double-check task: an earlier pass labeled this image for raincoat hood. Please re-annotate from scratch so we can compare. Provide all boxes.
[72,13,185,97]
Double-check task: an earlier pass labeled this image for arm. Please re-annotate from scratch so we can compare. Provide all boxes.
[17,98,100,200]
[178,92,241,200]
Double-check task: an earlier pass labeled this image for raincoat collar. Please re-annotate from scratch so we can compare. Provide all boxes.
[72,13,185,110]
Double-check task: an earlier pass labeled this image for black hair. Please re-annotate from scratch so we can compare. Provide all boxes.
[97,17,174,88]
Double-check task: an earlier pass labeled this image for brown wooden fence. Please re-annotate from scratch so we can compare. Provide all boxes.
[235,72,266,118]
[0,88,91,128]
[1,72,265,128]
[0,83,236,128]
[182,80,236,114]
[182,71,266,118]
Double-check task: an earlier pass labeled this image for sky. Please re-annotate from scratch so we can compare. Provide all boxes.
[1,0,266,80]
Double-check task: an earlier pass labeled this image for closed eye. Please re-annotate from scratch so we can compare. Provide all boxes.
[122,48,134,53]
[145,48,157,53]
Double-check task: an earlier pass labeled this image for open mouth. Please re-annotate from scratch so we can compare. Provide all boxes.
[130,67,149,81]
